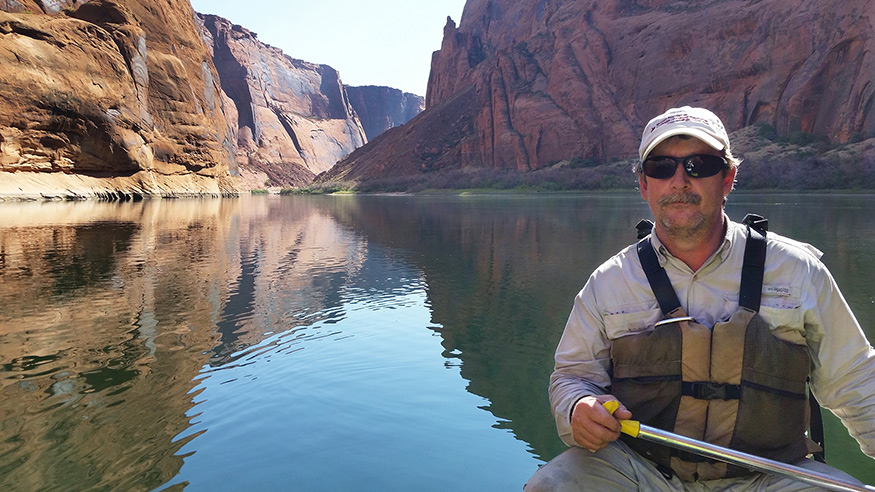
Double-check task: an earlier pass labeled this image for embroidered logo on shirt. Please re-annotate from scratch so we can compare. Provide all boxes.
[764,285,792,296]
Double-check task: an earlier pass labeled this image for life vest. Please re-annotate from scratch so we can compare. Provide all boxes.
[610,218,816,481]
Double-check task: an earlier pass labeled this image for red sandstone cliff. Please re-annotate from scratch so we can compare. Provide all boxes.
[198,14,368,190]
[346,86,424,142]
[321,0,874,183]
[0,0,239,199]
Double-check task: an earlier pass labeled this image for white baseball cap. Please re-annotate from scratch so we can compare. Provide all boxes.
[639,106,730,161]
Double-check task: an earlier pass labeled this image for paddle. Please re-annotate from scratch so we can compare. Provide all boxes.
[602,401,875,492]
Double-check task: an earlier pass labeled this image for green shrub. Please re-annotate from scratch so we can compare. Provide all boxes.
[755,122,778,141]
[569,157,601,169]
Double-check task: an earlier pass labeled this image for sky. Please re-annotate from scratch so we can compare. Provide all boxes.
[189,0,467,96]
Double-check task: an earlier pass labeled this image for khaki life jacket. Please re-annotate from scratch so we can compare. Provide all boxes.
[610,219,819,481]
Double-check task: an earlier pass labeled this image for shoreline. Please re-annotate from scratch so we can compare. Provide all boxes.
[3,187,873,203]
[0,169,872,203]
[0,170,240,202]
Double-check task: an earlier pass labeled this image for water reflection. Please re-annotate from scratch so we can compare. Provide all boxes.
[319,194,656,461]
[0,201,227,491]
[0,197,376,491]
[0,193,871,491]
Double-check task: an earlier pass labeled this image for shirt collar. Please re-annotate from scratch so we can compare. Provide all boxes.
[648,214,737,267]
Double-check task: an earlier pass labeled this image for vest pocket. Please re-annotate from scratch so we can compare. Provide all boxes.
[731,313,811,462]
[611,325,685,472]
[611,324,683,430]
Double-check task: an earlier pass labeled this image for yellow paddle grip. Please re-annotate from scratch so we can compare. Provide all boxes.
[603,400,641,438]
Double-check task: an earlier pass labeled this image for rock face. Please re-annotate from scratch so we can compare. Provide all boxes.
[198,14,367,190]
[346,86,424,141]
[320,87,478,183]
[0,0,239,199]
[324,0,875,182]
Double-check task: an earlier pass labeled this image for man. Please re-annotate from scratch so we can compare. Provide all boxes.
[525,107,875,490]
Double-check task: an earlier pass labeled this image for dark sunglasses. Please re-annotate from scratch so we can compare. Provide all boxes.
[642,154,728,179]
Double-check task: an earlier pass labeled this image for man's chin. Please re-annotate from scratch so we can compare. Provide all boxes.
[659,207,701,224]
[658,213,708,239]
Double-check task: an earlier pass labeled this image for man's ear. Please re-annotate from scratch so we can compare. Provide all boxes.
[638,173,648,200]
[723,166,737,196]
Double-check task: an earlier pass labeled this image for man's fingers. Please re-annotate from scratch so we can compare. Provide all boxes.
[573,425,615,451]
[587,396,630,432]
[570,396,625,449]
[611,402,633,421]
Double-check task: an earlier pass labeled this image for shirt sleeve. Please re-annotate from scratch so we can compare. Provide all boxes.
[804,259,875,459]
[548,279,613,447]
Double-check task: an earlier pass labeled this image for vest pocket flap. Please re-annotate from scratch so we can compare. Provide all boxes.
[613,361,681,379]
[741,371,808,397]
[732,384,810,463]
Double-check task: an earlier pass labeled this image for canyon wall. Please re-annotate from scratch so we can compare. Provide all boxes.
[0,0,239,199]
[346,86,424,141]
[198,14,367,190]
[0,2,423,197]
[322,0,874,182]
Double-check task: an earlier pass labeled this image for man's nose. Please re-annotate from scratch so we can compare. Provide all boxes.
[669,163,692,188]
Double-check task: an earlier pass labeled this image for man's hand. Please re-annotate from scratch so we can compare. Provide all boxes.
[570,395,632,451]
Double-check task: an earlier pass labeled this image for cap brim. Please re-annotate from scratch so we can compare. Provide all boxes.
[640,128,726,161]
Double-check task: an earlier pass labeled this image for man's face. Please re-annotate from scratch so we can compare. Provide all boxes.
[638,136,736,242]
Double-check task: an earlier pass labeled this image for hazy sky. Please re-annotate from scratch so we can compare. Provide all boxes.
[189,0,467,96]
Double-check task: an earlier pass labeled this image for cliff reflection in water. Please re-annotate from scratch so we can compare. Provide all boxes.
[323,194,653,461]
[0,197,368,491]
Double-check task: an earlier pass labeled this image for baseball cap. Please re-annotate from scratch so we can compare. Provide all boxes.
[639,106,730,161]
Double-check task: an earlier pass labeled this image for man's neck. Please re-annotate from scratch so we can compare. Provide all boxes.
[655,216,727,271]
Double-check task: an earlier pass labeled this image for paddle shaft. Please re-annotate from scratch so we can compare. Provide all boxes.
[635,423,875,492]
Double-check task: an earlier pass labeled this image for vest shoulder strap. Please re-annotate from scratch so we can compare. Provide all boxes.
[739,225,766,312]
[635,216,768,316]
[637,236,682,316]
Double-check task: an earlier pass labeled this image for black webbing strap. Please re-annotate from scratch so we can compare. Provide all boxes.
[809,390,826,462]
[637,236,682,316]
[739,225,766,312]
[741,213,769,233]
[636,219,654,240]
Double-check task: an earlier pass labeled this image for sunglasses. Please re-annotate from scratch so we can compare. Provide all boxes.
[642,154,728,179]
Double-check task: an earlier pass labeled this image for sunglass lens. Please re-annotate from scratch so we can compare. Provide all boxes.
[644,158,679,179]
[685,155,725,178]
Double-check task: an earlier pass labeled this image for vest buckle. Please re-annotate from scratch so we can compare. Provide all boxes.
[683,381,740,400]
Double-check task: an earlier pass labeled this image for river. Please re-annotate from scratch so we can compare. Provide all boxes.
[0,192,872,491]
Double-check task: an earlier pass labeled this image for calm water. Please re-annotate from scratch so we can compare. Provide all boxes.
[0,193,872,491]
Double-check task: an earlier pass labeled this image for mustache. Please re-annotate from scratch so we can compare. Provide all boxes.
[659,192,701,206]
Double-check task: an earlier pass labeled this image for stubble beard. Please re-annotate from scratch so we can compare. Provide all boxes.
[656,191,711,242]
